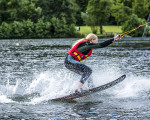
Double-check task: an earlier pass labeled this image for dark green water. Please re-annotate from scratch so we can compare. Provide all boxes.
[0,38,150,120]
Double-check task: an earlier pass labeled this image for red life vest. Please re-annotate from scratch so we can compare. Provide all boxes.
[67,40,93,62]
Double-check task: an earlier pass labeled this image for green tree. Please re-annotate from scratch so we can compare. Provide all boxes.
[36,0,78,25]
[0,0,84,38]
[132,0,150,19]
[11,21,24,38]
[0,0,41,23]
[22,19,35,38]
[76,0,89,12]
[50,17,76,38]
[36,0,78,38]
[0,22,12,38]
[111,2,132,25]
[18,0,41,22]
[86,0,113,34]
[0,0,19,24]
[115,0,134,8]
[35,18,51,38]
[75,0,90,26]
[81,12,98,34]
[122,14,146,37]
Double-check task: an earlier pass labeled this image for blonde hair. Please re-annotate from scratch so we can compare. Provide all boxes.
[72,33,98,47]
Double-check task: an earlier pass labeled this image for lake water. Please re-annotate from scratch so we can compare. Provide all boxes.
[0,38,150,120]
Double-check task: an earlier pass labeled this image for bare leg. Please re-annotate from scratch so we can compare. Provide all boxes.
[77,82,83,92]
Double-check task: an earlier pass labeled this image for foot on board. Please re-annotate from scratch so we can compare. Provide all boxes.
[75,88,83,94]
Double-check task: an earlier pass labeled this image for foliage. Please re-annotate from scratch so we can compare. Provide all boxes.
[122,14,146,37]
[11,21,24,38]
[0,0,150,38]
[0,20,34,38]
[81,12,98,34]
[86,0,113,34]
[35,18,51,38]
[17,0,42,22]
[0,0,79,38]
[0,22,12,38]
[50,17,77,38]
[111,2,132,25]
[75,0,90,25]
[115,0,134,8]
[36,0,78,25]
[0,0,41,23]
[76,0,89,12]
[132,0,150,19]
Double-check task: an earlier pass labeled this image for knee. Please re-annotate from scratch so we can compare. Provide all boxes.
[80,69,92,84]
[83,68,92,79]
[86,68,92,76]
[89,68,92,74]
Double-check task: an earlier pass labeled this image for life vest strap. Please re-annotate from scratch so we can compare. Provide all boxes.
[73,51,82,62]
[73,51,89,62]
[85,55,89,61]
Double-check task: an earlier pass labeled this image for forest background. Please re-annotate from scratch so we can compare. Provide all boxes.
[0,0,150,39]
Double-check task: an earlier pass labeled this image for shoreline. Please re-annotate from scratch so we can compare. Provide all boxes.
[0,37,150,40]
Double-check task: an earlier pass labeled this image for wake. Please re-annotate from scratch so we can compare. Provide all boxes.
[0,65,150,104]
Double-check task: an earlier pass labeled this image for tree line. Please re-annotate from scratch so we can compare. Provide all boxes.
[0,0,150,38]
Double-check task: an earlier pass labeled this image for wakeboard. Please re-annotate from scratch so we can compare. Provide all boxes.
[52,74,126,101]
